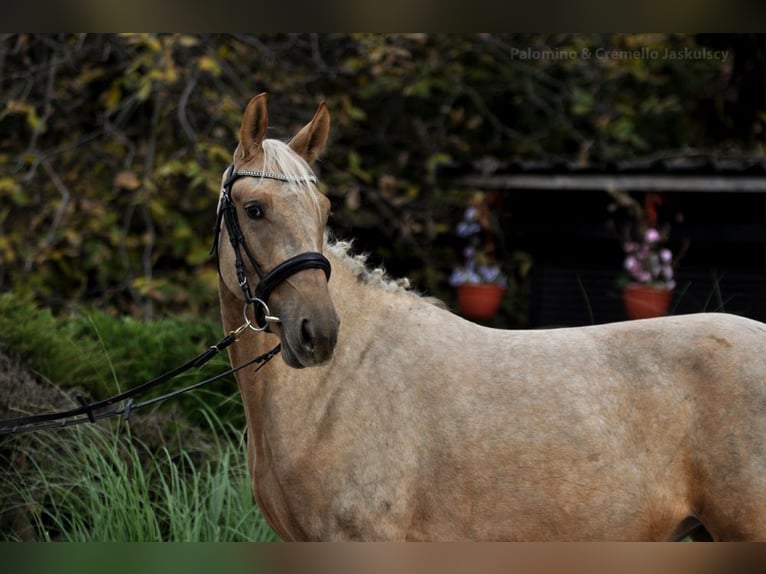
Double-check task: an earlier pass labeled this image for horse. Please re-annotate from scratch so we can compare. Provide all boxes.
[215,93,766,541]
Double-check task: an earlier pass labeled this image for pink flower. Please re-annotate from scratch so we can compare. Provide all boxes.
[644,228,661,243]
[622,229,675,287]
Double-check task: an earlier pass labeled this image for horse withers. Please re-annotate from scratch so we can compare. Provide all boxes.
[215,93,766,541]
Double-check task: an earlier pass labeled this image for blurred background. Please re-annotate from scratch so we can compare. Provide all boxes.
[3,34,766,541]
[3,33,766,328]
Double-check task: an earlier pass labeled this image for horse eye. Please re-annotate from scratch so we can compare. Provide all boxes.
[244,202,264,220]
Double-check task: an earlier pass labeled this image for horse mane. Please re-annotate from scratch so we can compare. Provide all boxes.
[259,140,442,306]
[325,236,447,308]
[257,142,416,297]
[325,237,410,292]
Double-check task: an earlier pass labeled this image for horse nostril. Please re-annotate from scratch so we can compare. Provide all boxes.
[301,319,315,352]
[296,315,338,365]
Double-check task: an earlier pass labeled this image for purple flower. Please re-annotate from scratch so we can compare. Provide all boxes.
[451,197,507,287]
[456,221,481,238]
[450,268,483,286]
[478,264,506,286]
[621,227,675,287]
[449,269,467,287]
[456,222,469,237]
[645,228,661,243]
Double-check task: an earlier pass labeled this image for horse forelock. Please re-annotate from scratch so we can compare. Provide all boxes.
[221,138,320,201]
[260,139,319,187]
[214,137,325,271]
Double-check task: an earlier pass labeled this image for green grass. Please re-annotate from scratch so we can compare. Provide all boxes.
[0,291,279,542]
[1,403,279,542]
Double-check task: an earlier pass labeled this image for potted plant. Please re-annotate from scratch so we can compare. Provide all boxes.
[620,226,676,319]
[449,193,507,320]
[612,192,681,320]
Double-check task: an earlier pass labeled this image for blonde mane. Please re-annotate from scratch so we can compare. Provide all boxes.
[325,238,411,292]
[325,236,447,309]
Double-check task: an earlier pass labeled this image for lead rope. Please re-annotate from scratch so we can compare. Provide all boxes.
[0,319,280,436]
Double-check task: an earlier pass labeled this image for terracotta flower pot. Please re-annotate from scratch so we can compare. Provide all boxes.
[621,284,673,320]
[456,283,505,320]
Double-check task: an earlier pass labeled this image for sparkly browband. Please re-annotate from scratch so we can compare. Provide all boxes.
[233,169,318,185]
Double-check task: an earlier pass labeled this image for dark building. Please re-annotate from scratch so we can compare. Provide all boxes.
[443,155,766,327]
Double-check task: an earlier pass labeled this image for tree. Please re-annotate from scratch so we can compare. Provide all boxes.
[0,34,759,321]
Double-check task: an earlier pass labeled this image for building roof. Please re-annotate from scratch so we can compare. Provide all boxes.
[439,153,766,192]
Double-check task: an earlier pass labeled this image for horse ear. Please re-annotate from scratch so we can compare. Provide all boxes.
[289,102,330,163]
[239,93,269,161]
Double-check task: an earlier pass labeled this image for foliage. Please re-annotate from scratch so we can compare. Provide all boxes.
[0,409,278,541]
[0,291,243,428]
[0,287,273,543]
[0,34,762,322]
[0,291,104,392]
[0,295,275,541]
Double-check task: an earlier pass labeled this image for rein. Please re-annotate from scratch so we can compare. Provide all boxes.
[212,164,331,330]
[1,165,331,437]
[0,328,280,436]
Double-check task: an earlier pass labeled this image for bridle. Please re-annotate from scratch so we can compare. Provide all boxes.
[0,163,325,436]
[212,164,332,331]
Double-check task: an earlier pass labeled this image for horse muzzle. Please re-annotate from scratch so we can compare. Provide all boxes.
[269,270,340,369]
[279,305,340,368]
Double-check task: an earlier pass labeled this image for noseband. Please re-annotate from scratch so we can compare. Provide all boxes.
[212,164,331,330]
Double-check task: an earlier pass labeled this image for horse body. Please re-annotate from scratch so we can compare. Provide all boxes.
[222,240,766,541]
[217,94,766,541]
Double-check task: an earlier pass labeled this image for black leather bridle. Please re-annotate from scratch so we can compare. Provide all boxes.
[212,164,332,330]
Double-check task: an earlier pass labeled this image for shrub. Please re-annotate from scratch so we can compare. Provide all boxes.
[0,292,276,541]
[0,291,243,430]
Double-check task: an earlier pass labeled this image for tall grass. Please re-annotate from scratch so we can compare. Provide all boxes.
[1,402,279,542]
[0,291,279,541]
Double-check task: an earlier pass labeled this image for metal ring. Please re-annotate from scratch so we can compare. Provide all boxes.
[242,299,279,332]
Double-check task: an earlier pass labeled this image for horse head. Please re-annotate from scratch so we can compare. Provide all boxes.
[216,93,339,368]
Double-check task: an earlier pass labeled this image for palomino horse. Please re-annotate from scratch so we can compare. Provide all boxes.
[215,93,766,541]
